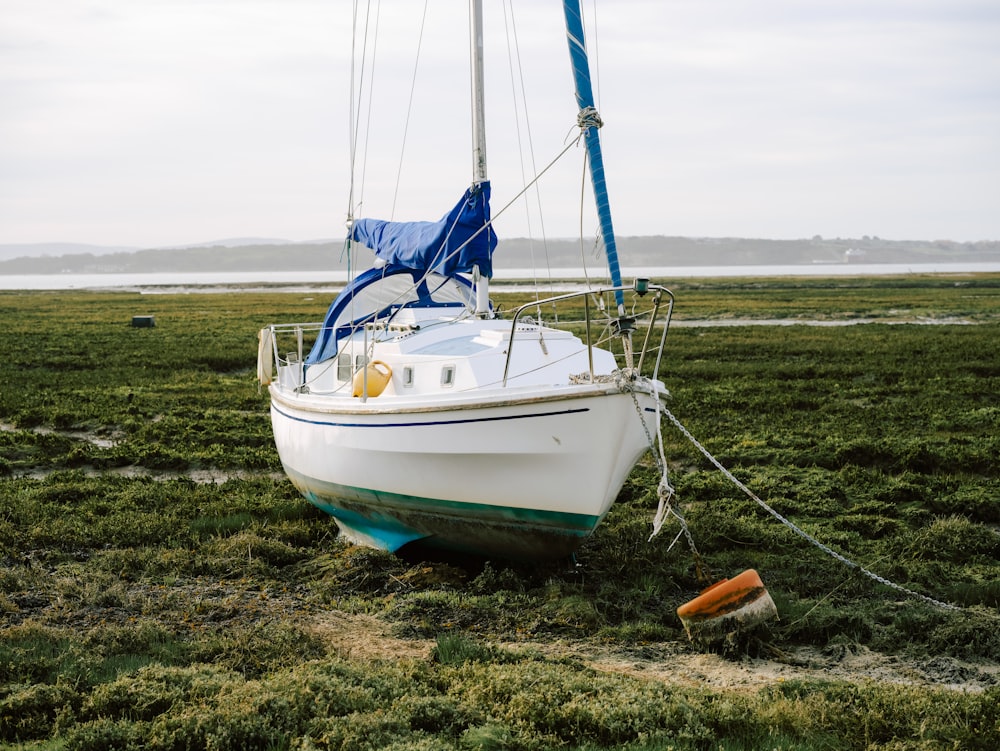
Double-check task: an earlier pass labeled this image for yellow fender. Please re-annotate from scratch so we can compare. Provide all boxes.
[353,360,392,398]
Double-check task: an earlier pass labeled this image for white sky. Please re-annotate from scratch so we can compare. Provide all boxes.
[2,0,998,248]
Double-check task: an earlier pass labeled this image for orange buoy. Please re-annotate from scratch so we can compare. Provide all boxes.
[352,360,392,398]
[676,569,778,643]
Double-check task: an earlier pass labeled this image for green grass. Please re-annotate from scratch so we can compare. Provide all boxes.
[1,276,999,749]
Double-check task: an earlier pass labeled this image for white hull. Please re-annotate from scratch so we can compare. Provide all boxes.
[269,381,662,558]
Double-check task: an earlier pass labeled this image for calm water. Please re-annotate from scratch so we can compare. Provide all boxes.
[2,263,999,292]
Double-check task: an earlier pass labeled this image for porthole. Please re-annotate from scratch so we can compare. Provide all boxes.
[440,365,455,387]
[337,353,351,381]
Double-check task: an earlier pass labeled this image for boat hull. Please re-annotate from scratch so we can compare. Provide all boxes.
[270,385,659,559]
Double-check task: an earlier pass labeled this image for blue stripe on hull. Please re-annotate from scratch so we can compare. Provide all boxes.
[285,467,602,560]
[271,402,590,429]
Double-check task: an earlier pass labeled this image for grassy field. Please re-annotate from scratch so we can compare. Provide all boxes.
[1,274,999,750]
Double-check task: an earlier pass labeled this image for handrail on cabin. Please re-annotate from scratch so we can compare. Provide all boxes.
[501,280,674,387]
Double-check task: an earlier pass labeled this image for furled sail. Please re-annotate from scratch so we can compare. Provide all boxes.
[562,1,624,312]
[351,182,498,278]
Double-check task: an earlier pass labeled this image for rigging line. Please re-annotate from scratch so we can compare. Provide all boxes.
[359,1,381,221]
[501,3,532,283]
[346,2,360,275]
[401,133,585,302]
[585,2,611,297]
[356,126,586,316]
[501,0,553,305]
[576,148,595,295]
[348,3,358,220]
[391,0,431,221]
[589,0,601,109]
[345,1,381,300]
[350,0,379,222]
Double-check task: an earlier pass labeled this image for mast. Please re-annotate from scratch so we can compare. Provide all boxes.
[562,0,626,317]
[470,0,488,186]
[470,0,490,316]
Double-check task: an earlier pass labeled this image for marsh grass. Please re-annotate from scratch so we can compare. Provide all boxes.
[1,277,999,749]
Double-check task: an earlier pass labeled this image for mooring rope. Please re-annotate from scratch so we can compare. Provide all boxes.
[621,374,711,584]
[634,388,960,612]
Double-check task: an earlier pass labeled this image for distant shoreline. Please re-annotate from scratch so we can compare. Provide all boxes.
[3,262,1000,292]
[3,235,999,275]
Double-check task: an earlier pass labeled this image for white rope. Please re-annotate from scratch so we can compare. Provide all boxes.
[637,386,706,579]
[616,376,709,583]
[645,383,675,540]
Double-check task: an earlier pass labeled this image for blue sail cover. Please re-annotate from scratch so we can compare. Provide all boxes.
[304,266,476,366]
[351,182,498,279]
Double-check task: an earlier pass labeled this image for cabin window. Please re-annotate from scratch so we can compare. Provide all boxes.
[337,353,351,381]
[402,366,414,388]
[440,365,455,387]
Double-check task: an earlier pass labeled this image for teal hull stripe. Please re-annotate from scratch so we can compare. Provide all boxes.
[288,467,603,555]
[289,467,600,529]
[314,503,427,552]
[273,402,589,429]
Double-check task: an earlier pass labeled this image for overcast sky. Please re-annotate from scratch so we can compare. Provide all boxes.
[2,0,998,249]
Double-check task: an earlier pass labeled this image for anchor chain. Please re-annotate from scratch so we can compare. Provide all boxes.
[651,404,961,613]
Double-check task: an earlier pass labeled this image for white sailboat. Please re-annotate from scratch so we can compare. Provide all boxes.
[258,0,675,559]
